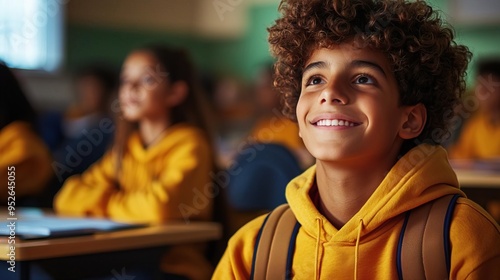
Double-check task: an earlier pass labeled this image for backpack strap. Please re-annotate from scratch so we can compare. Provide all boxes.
[251,194,460,280]
[250,204,300,280]
[397,194,460,280]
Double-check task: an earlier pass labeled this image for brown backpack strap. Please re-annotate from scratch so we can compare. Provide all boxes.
[251,204,297,280]
[400,194,456,280]
[252,195,459,280]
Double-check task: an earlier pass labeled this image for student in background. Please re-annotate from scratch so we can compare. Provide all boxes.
[40,64,117,195]
[449,59,500,159]
[54,46,215,280]
[211,76,255,168]
[213,0,499,278]
[449,60,500,223]
[0,63,53,205]
[223,65,311,234]
[249,64,313,168]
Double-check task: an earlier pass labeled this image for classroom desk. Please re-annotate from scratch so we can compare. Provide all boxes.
[0,222,222,280]
[455,169,500,188]
[0,222,221,261]
[454,168,500,211]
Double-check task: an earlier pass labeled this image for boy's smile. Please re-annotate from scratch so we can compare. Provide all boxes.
[310,112,362,129]
[297,44,411,167]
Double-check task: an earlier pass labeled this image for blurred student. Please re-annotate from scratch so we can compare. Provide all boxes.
[223,65,311,232]
[54,46,215,280]
[40,64,117,182]
[211,76,255,168]
[449,59,500,159]
[0,63,53,205]
[449,60,500,223]
[249,64,313,168]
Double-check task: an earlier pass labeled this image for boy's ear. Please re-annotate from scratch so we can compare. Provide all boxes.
[165,81,188,107]
[399,103,427,140]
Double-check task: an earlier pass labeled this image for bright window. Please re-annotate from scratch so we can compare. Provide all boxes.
[0,0,64,71]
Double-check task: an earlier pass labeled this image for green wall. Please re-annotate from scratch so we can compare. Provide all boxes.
[426,0,500,83]
[66,26,208,74]
[456,26,500,79]
[202,4,280,80]
[66,4,279,81]
[66,1,499,84]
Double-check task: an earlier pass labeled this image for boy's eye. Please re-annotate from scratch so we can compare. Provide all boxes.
[306,76,324,86]
[354,74,375,85]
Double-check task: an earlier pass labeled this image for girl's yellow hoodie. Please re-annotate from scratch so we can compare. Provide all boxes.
[54,123,213,224]
[55,123,214,280]
[213,144,500,279]
[0,121,52,202]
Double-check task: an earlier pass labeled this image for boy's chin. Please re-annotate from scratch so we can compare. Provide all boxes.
[311,151,352,164]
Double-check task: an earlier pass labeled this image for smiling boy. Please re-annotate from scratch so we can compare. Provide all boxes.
[213,0,500,279]
[296,44,427,229]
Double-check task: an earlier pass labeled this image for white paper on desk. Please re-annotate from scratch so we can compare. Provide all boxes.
[0,216,144,239]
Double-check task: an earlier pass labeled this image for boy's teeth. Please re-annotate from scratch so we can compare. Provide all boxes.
[316,119,354,127]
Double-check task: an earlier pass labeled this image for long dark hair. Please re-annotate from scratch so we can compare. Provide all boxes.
[113,45,214,176]
[0,62,37,130]
[143,45,212,130]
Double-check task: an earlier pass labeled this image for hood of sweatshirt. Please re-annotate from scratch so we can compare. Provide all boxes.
[127,123,205,162]
[286,143,465,243]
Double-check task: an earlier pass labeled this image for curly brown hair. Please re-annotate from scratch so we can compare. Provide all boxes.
[268,0,471,149]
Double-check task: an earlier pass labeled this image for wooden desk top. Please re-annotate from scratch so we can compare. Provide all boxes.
[0,222,222,261]
[449,159,500,188]
[455,169,500,188]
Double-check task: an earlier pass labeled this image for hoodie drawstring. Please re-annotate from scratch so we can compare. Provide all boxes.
[315,218,323,280]
[354,218,364,280]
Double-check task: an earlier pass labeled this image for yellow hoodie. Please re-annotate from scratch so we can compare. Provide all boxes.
[449,111,500,159]
[213,144,500,279]
[55,123,213,223]
[0,121,52,203]
[55,123,214,280]
[250,116,303,152]
[250,116,313,168]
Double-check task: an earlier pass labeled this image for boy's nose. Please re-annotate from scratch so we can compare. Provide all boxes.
[319,83,349,105]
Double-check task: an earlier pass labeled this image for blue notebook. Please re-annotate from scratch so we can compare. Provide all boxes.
[0,209,145,239]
